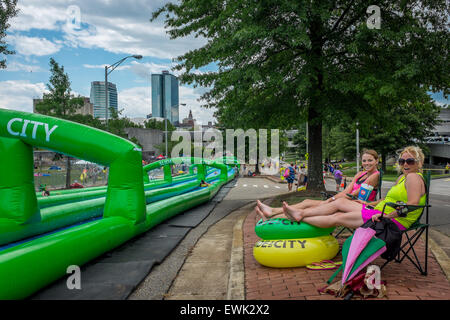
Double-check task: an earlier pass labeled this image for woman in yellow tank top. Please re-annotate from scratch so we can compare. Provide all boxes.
[255,146,427,231]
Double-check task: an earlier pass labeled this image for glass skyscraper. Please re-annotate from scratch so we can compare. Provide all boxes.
[90,81,118,119]
[151,71,179,126]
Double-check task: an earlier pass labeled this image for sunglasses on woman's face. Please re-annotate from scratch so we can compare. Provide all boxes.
[398,158,417,165]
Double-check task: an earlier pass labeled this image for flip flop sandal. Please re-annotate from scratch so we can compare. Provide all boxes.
[323,260,342,266]
[306,260,342,270]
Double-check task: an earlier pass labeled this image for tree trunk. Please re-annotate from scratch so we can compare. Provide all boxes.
[255,144,260,174]
[307,108,325,191]
[65,156,71,188]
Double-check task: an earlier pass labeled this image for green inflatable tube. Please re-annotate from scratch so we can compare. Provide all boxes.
[0,108,238,299]
[0,216,135,299]
[0,179,204,246]
[0,178,232,299]
[36,171,207,208]
[255,218,335,240]
[0,109,146,225]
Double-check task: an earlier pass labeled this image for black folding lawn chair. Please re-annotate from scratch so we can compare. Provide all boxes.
[380,170,432,275]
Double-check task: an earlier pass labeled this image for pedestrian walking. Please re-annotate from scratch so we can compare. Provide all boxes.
[334,166,343,192]
[285,163,297,191]
[296,164,308,188]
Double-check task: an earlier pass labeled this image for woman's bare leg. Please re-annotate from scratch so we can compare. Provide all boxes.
[256,199,327,220]
[282,198,363,222]
[299,211,364,229]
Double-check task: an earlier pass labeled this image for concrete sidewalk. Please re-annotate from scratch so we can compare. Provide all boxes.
[243,205,450,300]
[166,196,449,301]
[132,176,450,300]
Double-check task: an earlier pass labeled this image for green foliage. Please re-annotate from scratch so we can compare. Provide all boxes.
[67,114,105,130]
[0,0,18,69]
[293,125,307,159]
[324,89,442,167]
[151,0,449,189]
[144,118,176,132]
[35,58,84,117]
[106,108,143,139]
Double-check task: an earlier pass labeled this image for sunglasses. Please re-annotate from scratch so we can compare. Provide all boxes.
[398,158,417,165]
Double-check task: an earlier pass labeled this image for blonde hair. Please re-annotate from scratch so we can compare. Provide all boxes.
[398,146,425,173]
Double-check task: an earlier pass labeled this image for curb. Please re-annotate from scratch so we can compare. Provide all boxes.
[428,233,450,281]
[227,208,248,300]
[227,199,277,300]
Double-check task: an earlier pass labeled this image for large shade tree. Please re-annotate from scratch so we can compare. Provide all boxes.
[0,0,18,69]
[152,0,449,190]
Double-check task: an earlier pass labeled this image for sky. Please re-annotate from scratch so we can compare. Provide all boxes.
[0,0,216,124]
[0,0,448,126]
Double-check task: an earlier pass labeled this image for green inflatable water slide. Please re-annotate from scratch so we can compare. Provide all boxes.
[0,108,240,299]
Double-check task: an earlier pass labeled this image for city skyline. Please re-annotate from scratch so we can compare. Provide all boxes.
[0,0,217,125]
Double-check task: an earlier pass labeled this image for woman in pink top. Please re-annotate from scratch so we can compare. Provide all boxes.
[256,149,380,221]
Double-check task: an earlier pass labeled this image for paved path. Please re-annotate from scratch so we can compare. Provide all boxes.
[129,175,450,300]
[141,177,287,300]
[244,207,450,300]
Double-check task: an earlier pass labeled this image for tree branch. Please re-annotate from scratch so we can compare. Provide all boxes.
[330,0,357,33]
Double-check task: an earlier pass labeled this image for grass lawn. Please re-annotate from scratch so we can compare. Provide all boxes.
[268,190,325,208]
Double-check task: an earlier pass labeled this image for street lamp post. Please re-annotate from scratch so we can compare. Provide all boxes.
[164,106,168,158]
[104,55,142,128]
[356,121,360,171]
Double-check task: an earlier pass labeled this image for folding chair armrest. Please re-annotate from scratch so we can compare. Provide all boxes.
[321,192,332,200]
[382,202,431,218]
[385,202,430,210]
[346,193,358,200]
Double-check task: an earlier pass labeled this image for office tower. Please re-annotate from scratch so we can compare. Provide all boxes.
[151,71,179,126]
[90,81,118,119]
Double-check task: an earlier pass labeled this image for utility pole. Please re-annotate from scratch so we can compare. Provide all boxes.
[104,55,143,129]
[356,121,360,171]
[165,108,168,158]
[104,66,108,127]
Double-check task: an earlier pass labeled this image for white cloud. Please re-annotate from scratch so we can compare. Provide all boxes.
[7,34,62,56]
[128,61,175,79]
[0,80,47,112]
[119,86,151,118]
[4,61,44,72]
[83,61,175,79]
[0,80,85,113]
[10,0,206,60]
[9,2,63,32]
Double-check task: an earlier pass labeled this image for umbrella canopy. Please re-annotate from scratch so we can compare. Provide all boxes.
[327,227,386,286]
